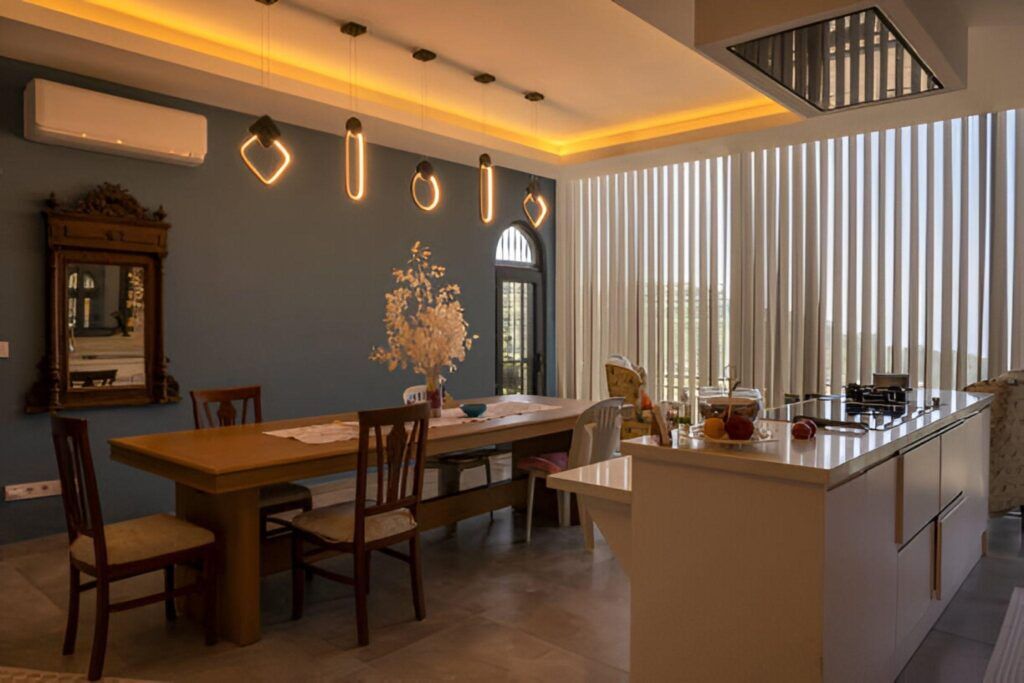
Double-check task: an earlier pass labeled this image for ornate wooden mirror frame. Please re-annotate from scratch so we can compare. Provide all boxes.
[26,183,179,412]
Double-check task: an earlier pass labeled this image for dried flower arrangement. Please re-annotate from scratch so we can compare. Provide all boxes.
[370,242,477,414]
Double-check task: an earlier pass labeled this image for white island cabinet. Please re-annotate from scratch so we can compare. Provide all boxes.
[614,390,991,682]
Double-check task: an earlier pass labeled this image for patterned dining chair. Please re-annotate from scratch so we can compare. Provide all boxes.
[403,383,500,522]
[518,397,623,544]
[191,385,313,538]
[52,415,217,681]
[289,402,430,645]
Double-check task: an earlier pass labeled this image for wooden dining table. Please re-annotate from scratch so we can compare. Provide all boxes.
[108,394,592,645]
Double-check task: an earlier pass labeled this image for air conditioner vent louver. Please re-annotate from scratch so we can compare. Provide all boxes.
[728,7,941,112]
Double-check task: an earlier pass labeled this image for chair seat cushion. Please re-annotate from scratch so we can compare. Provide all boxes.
[292,502,417,544]
[260,482,312,509]
[515,451,569,475]
[70,513,214,568]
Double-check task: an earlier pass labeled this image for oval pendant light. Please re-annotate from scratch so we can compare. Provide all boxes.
[475,73,496,224]
[411,160,441,211]
[341,21,367,201]
[410,48,441,212]
[479,153,494,224]
[241,0,293,186]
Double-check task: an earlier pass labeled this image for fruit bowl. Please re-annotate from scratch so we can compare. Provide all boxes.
[691,424,776,445]
[697,387,763,422]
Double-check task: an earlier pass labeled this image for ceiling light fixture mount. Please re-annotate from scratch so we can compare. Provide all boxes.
[240,0,291,186]
[474,73,496,84]
[412,48,437,63]
[341,20,367,201]
[340,21,366,37]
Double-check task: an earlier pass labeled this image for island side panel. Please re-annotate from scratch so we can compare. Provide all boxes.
[823,457,898,683]
[630,455,826,681]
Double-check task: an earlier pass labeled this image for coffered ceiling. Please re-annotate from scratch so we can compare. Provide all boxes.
[0,0,796,168]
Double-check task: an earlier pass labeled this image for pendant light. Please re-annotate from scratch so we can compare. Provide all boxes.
[475,73,496,224]
[410,48,441,212]
[522,92,549,228]
[341,21,367,201]
[240,0,292,186]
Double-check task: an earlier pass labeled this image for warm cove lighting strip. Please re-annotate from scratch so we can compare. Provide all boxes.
[18,0,790,157]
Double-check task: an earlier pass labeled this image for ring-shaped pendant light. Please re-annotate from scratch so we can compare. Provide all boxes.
[410,48,441,212]
[341,21,367,201]
[411,160,441,211]
[241,0,292,186]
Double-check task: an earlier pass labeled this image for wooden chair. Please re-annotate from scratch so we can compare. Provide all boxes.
[403,384,501,522]
[518,398,623,544]
[51,415,217,681]
[190,386,313,538]
[289,402,430,645]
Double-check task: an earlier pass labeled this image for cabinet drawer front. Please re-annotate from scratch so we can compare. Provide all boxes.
[898,438,941,544]
[897,522,935,644]
[940,420,973,510]
[936,495,978,602]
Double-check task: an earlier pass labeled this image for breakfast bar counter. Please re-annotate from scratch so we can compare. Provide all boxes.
[561,389,994,682]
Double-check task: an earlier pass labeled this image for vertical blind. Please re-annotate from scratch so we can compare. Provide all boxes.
[557,109,1024,406]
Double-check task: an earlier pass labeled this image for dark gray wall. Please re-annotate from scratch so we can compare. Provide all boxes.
[0,57,556,544]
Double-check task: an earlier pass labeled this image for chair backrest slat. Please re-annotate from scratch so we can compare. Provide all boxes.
[51,415,108,571]
[191,386,263,429]
[568,398,624,470]
[354,403,430,543]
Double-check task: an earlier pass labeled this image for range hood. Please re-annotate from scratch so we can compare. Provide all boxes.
[616,0,967,117]
[727,7,942,112]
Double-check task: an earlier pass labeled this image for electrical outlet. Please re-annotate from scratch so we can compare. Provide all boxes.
[4,480,61,502]
[0,341,9,358]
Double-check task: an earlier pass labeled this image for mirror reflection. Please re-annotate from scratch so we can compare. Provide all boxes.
[66,263,146,389]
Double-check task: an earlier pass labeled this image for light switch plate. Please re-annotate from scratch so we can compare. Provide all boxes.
[4,480,61,501]
[0,341,8,358]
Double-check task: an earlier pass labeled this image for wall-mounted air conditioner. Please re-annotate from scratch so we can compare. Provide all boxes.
[23,79,207,166]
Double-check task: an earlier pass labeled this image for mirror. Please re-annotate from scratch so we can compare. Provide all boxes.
[26,183,179,412]
[66,263,147,390]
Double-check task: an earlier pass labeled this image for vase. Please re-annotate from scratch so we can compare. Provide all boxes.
[424,369,443,418]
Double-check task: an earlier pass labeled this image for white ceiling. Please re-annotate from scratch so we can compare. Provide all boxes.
[2,0,790,161]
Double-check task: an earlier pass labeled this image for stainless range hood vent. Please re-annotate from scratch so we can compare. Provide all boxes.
[727,7,941,112]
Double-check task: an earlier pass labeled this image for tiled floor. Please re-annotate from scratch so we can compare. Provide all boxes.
[1,488,1022,681]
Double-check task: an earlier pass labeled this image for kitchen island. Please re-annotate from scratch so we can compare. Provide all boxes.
[549,389,993,682]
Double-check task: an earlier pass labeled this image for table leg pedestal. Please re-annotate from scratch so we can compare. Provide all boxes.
[175,484,262,645]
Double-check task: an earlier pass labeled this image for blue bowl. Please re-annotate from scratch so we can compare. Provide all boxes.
[460,403,487,418]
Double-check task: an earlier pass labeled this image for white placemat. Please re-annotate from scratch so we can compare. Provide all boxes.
[264,401,559,445]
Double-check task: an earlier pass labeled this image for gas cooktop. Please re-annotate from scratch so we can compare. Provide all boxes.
[762,390,941,432]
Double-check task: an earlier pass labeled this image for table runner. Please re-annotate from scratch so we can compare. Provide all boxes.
[264,401,558,445]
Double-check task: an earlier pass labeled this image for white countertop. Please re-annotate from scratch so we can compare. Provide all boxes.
[547,455,632,503]
[622,389,993,487]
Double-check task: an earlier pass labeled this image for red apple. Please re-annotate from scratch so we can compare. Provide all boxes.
[725,414,755,440]
[797,419,818,438]
[791,422,813,440]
